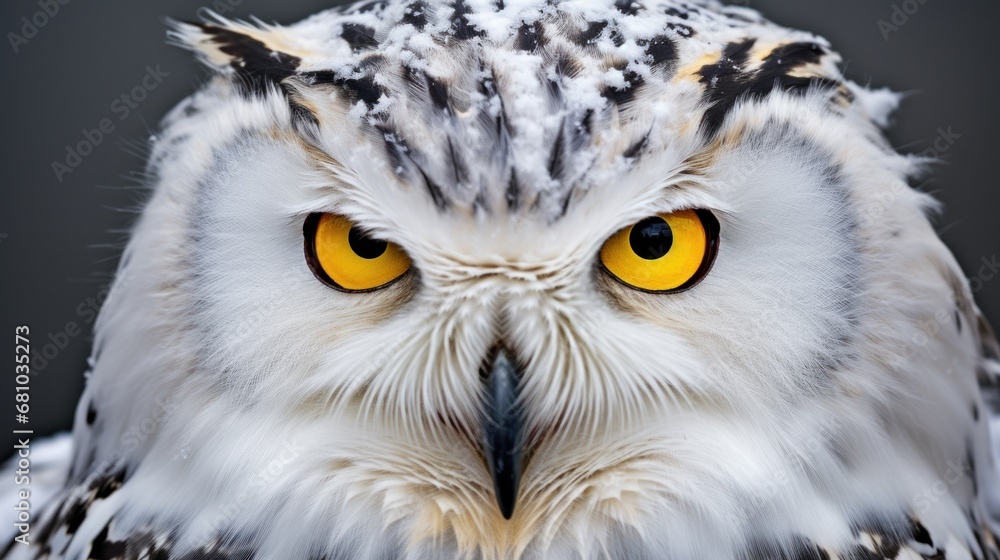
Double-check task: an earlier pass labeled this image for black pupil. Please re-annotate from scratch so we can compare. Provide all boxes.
[629,217,673,260]
[348,226,387,259]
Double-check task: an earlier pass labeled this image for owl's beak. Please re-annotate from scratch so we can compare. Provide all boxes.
[481,347,526,520]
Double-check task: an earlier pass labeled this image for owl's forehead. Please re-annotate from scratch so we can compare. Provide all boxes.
[286,0,826,64]
[196,0,846,216]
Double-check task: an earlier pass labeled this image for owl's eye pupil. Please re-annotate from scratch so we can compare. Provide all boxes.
[629,217,673,260]
[348,226,388,259]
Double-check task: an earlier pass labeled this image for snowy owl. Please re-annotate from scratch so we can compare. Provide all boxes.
[6,0,1000,558]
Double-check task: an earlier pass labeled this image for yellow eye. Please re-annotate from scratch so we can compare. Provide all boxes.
[600,209,719,293]
[304,213,412,292]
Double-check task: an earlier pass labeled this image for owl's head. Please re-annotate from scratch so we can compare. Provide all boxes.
[74,0,992,557]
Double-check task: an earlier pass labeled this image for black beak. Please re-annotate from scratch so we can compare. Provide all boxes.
[482,348,526,520]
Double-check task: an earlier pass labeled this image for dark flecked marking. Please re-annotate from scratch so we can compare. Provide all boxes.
[548,125,566,180]
[665,7,690,19]
[340,76,384,109]
[401,0,428,28]
[306,71,384,110]
[721,7,758,24]
[967,443,978,496]
[614,0,639,16]
[622,132,649,160]
[974,528,987,560]
[340,23,378,51]
[545,73,562,103]
[848,514,910,559]
[87,522,262,560]
[478,71,498,98]
[699,37,756,93]
[401,64,421,88]
[450,0,483,40]
[602,69,644,105]
[358,54,387,73]
[63,498,89,535]
[765,41,828,68]
[494,81,515,159]
[89,523,128,560]
[568,108,594,151]
[699,40,837,136]
[668,22,695,38]
[557,187,575,219]
[644,35,678,68]
[610,27,626,47]
[45,466,130,548]
[477,71,508,141]
[505,171,521,209]
[514,21,543,51]
[553,53,583,79]
[576,20,608,45]
[426,75,451,112]
[971,526,1000,560]
[86,402,98,425]
[377,125,410,176]
[196,24,302,97]
[911,518,934,548]
[417,167,449,210]
[93,469,126,500]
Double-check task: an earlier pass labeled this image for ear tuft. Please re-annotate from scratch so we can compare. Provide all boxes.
[168,17,307,96]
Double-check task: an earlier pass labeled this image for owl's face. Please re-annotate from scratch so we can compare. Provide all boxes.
[76,1,985,558]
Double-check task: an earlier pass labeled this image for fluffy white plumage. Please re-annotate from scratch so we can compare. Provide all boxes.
[6,0,1000,559]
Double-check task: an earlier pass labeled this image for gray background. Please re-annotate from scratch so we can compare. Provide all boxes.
[1,0,998,451]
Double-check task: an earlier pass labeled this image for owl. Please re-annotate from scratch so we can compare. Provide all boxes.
[5,0,1000,558]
